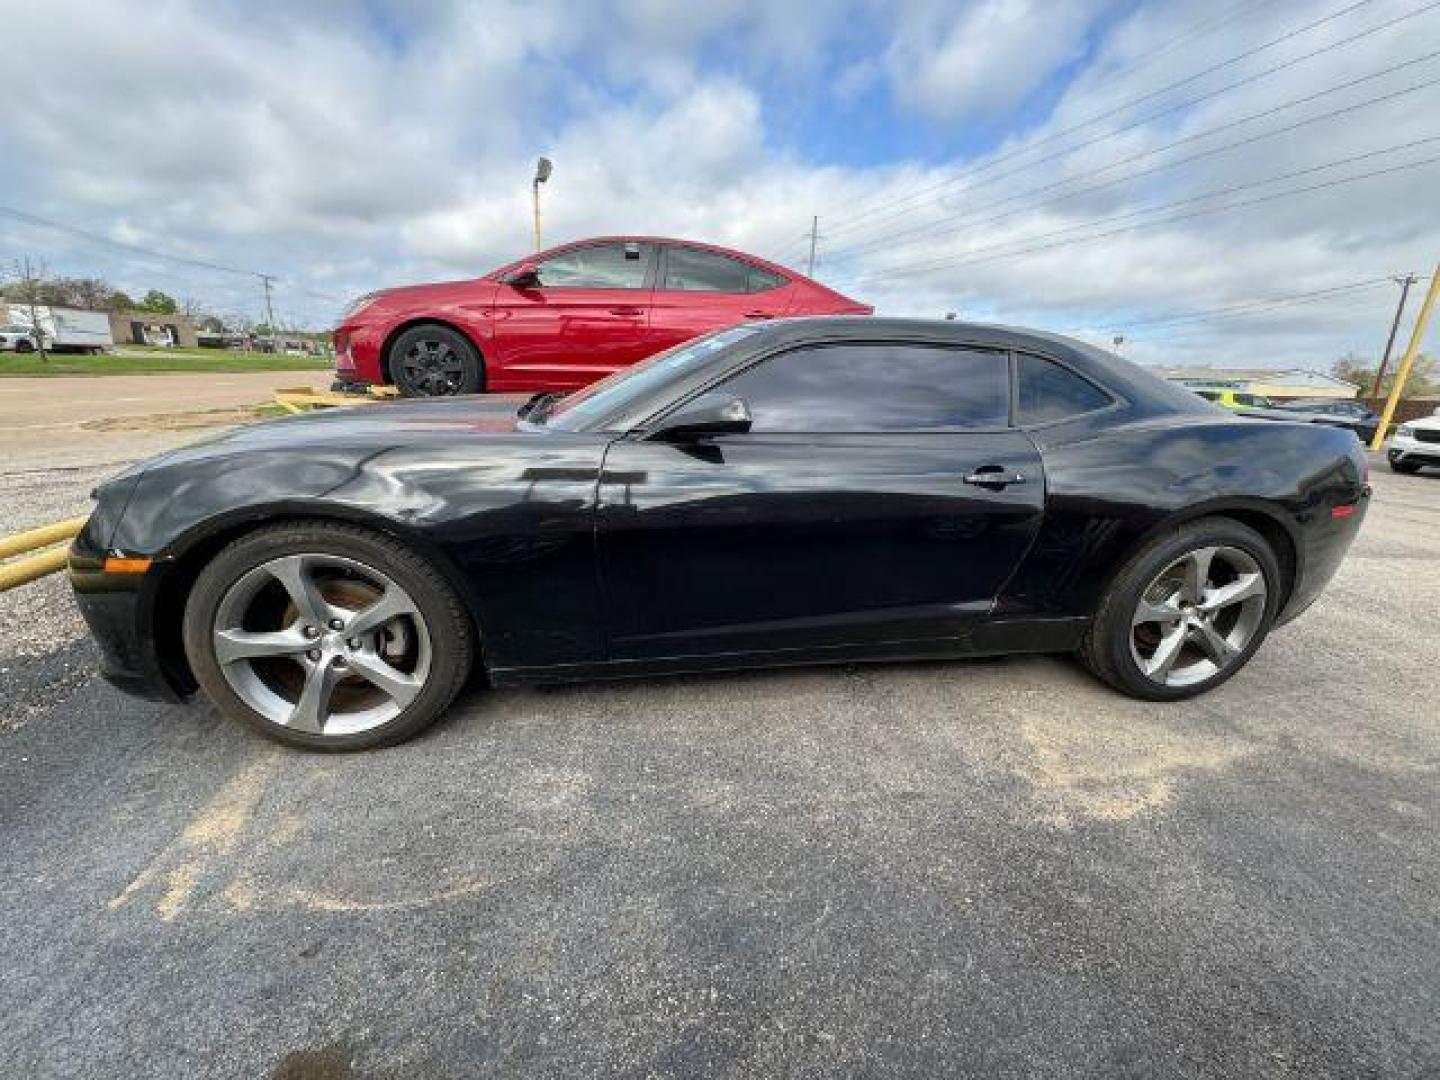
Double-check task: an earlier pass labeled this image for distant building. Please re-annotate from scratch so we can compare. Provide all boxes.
[1155,367,1360,401]
[107,310,199,349]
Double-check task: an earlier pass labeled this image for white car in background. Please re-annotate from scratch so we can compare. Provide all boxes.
[1388,409,1440,474]
[0,323,40,352]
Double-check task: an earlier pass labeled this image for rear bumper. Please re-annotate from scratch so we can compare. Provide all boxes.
[1277,485,1371,625]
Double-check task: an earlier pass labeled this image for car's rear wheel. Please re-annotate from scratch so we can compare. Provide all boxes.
[15,339,34,353]
[1389,456,1422,474]
[1081,518,1281,701]
[183,522,474,750]
[388,324,483,397]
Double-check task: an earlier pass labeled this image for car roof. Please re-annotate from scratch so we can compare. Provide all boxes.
[604,315,1216,429]
[490,235,800,279]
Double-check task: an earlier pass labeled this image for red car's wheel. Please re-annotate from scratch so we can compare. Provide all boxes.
[389,324,484,397]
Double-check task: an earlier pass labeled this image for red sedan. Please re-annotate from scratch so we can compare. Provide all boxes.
[332,236,872,396]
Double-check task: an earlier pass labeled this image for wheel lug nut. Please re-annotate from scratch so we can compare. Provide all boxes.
[347,638,362,650]
[328,619,344,631]
[333,656,347,668]
[303,625,320,639]
[306,649,322,661]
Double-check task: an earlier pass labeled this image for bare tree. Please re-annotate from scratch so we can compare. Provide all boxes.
[10,257,50,362]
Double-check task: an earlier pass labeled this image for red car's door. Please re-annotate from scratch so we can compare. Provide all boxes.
[647,244,796,356]
[488,241,657,392]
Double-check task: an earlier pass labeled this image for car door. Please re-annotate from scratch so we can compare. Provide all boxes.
[596,341,1045,660]
[489,241,657,391]
[646,244,795,356]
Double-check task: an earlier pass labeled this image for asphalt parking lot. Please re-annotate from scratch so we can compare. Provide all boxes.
[2,399,1438,1078]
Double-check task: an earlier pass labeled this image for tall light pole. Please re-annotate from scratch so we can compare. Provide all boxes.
[532,157,552,253]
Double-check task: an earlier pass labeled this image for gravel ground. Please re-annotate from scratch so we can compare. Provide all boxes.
[1,438,1438,1078]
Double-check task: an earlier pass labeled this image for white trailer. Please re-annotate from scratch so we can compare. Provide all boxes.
[4,304,114,353]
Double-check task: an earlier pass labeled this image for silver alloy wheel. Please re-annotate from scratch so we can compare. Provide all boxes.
[211,553,431,736]
[1129,544,1268,688]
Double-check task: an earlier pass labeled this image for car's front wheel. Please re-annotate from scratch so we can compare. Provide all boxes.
[1389,456,1422,474]
[183,522,475,750]
[1081,518,1281,701]
[388,324,483,397]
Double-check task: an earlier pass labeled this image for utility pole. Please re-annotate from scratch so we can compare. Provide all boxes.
[1369,273,1418,399]
[806,215,820,278]
[1371,262,1440,451]
[260,274,277,353]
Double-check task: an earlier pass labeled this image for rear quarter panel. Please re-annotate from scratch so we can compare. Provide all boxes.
[1000,416,1367,621]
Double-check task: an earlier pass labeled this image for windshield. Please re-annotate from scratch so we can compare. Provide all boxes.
[543,323,762,431]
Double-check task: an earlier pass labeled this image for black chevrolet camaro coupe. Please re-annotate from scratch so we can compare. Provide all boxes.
[70,318,1369,750]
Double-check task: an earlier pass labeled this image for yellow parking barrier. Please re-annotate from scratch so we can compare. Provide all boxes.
[0,545,71,591]
[273,385,397,413]
[0,516,87,562]
[0,516,86,591]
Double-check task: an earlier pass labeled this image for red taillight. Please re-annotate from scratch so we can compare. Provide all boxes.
[1331,504,1357,519]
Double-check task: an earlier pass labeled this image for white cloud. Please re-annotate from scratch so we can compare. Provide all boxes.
[882,0,1105,123]
[0,0,1436,369]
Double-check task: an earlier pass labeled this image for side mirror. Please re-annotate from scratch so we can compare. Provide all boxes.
[506,262,541,287]
[651,395,752,440]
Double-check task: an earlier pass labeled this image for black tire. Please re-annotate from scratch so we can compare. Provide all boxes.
[1079,517,1282,701]
[15,339,34,353]
[182,521,475,751]
[388,324,483,397]
[1389,457,1422,474]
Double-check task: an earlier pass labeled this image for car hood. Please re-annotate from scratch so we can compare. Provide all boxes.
[171,395,531,457]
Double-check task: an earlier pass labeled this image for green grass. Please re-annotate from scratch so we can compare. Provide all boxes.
[0,348,332,376]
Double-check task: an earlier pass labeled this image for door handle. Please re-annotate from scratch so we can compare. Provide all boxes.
[608,306,644,317]
[963,466,1027,489]
[742,311,774,319]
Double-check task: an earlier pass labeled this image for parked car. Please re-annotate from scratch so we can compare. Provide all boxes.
[1190,386,1282,409]
[0,323,39,352]
[332,236,872,397]
[1188,386,1360,433]
[72,317,1369,750]
[1271,397,1381,444]
[1387,409,1440,473]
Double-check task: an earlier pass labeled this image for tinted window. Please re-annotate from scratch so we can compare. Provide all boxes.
[535,242,652,288]
[663,247,758,293]
[544,324,763,431]
[718,343,1009,432]
[1195,390,1222,402]
[1016,353,1112,423]
[748,266,787,292]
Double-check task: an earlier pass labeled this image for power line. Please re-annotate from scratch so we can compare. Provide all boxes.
[0,204,268,279]
[828,57,1440,262]
[823,0,1276,230]
[1058,276,1408,335]
[0,203,347,306]
[824,0,1438,245]
[831,142,1440,285]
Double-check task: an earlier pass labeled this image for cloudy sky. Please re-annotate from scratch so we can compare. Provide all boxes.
[1,0,1437,369]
